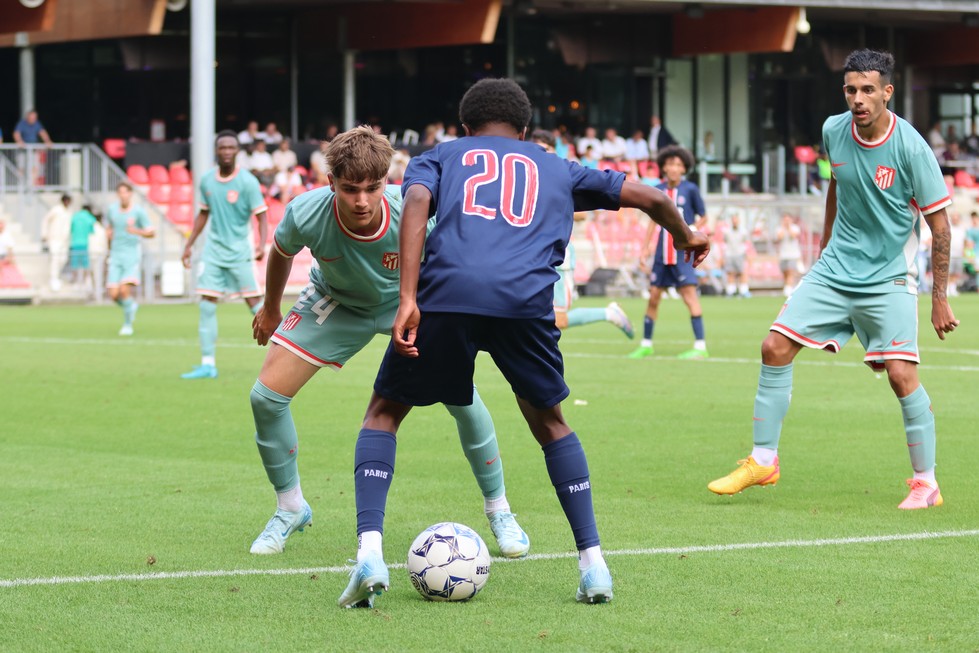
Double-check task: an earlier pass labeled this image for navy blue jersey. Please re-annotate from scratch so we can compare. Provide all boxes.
[404,136,625,318]
[653,180,705,265]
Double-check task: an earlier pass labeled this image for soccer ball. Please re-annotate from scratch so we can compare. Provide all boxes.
[406,522,491,601]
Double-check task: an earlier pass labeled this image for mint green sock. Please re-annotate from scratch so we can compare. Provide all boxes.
[250,300,264,316]
[752,364,793,449]
[443,388,505,499]
[199,300,218,360]
[121,298,136,326]
[899,385,936,473]
[251,380,300,492]
[567,308,607,328]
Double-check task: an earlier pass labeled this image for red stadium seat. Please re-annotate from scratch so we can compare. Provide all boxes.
[127,165,150,185]
[148,164,170,185]
[294,165,308,178]
[0,262,32,289]
[169,165,192,184]
[171,183,194,204]
[103,139,126,159]
[148,184,171,204]
[954,170,976,188]
[794,146,817,165]
[167,203,195,230]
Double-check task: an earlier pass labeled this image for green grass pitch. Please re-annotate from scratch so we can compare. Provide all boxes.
[1,295,977,652]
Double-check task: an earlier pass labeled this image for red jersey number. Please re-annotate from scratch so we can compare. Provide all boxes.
[462,149,539,227]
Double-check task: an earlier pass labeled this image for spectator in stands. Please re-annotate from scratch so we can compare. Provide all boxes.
[69,203,98,288]
[939,140,965,176]
[439,124,459,142]
[720,213,754,298]
[309,139,331,185]
[576,127,602,162]
[248,139,276,186]
[647,115,675,159]
[965,125,979,156]
[270,165,304,204]
[927,121,946,156]
[272,138,298,173]
[579,145,599,169]
[625,129,650,164]
[41,193,73,291]
[235,142,253,171]
[552,127,571,159]
[946,124,960,148]
[388,149,410,184]
[260,122,283,146]
[239,121,260,146]
[776,213,803,296]
[421,124,439,146]
[13,109,52,146]
[600,128,627,162]
[698,130,717,162]
[0,220,15,267]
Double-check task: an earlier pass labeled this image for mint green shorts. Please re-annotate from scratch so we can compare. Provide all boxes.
[270,283,397,370]
[106,255,140,288]
[196,259,261,299]
[770,278,919,371]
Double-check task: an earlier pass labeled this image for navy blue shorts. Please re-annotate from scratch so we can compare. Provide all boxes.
[374,312,569,409]
[650,259,697,288]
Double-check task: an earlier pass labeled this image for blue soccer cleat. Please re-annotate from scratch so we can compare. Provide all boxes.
[249,501,313,555]
[337,551,390,608]
[488,511,530,558]
[576,563,614,604]
[181,364,218,379]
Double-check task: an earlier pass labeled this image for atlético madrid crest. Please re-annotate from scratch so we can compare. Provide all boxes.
[382,252,399,270]
[281,311,302,331]
[874,165,896,190]
[226,189,239,203]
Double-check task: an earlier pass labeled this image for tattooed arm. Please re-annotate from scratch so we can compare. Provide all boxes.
[924,208,960,340]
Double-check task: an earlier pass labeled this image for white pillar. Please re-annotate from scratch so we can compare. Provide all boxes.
[191,0,216,188]
[17,34,35,115]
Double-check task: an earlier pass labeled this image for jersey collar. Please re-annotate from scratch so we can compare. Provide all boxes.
[333,195,391,242]
[850,111,895,149]
[216,166,240,183]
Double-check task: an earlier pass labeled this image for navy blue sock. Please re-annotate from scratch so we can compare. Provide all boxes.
[643,316,654,340]
[542,432,600,550]
[691,315,705,340]
[354,429,397,535]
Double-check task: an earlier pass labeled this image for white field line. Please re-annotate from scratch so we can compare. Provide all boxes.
[2,529,976,589]
[4,336,979,372]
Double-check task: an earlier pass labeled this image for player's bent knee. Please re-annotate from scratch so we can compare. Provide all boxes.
[760,332,797,365]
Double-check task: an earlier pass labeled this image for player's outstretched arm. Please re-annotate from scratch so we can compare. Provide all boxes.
[182,209,210,268]
[924,208,960,340]
[253,246,293,346]
[393,184,430,357]
[619,180,710,267]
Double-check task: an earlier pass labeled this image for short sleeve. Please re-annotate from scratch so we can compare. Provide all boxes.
[566,161,625,211]
[272,202,303,257]
[909,138,952,215]
[402,148,441,215]
[247,175,268,214]
[691,185,707,217]
[136,207,152,229]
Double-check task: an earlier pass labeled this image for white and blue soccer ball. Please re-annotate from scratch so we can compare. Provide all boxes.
[407,522,491,602]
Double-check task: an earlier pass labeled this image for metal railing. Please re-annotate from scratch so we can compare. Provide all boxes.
[0,144,188,302]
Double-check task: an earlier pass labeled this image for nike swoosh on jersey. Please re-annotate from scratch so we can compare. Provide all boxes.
[890,339,911,347]
[319,256,343,262]
[831,162,847,167]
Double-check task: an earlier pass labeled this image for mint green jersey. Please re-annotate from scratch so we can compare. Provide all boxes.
[810,111,951,294]
[106,202,151,261]
[198,167,267,265]
[273,185,430,311]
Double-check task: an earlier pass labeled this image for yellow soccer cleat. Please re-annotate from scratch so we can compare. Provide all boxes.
[708,456,780,495]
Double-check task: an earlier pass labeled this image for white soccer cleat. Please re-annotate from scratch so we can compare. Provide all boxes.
[249,501,313,554]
